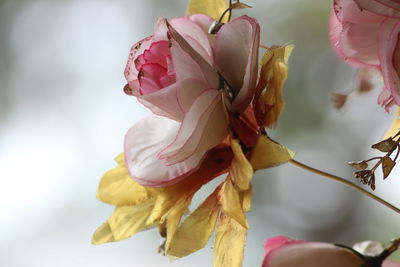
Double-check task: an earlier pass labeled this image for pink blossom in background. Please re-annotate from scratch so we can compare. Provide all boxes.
[123,14,259,186]
[329,0,400,110]
[262,236,400,267]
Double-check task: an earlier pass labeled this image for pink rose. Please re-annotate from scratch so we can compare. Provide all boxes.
[262,236,400,267]
[123,14,259,186]
[329,0,400,110]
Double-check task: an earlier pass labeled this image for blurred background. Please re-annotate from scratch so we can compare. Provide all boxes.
[0,0,399,266]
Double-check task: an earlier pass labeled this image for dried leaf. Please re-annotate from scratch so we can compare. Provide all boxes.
[371,138,397,152]
[253,45,294,127]
[249,135,295,170]
[187,0,229,21]
[167,187,221,258]
[230,138,253,191]
[92,222,116,245]
[93,201,156,244]
[384,107,400,139]
[220,179,248,229]
[331,93,348,109]
[240,185,252,212]
[231,1,253,9]
[97,154,151,206]
[382,156,396,179]
[213,213,247,267]
[348,160,368,171]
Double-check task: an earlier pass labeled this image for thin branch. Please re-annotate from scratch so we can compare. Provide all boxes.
[289,159,400,214]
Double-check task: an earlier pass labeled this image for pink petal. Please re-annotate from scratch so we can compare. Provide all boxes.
[158,89,228,165]
[378,18,400,105]
[214,15,260,113]
[263,236,364,267]
[334,0,385,23]
[143,41,171,68]
[124,115,205,187]
[138,83,184,121]
[188,14,214,35]
[329,11,380,69]
[378,87,395,111]
[384,260,400,267]
[124,36,153,92]
[355,0,400,17]
[170,17,213,62]
[138,63,167,94]
[166,20,220,90]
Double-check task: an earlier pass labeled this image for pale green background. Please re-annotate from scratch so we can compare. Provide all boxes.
[0,0,399,266]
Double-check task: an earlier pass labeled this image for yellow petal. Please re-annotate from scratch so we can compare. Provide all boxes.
[107,201,156,241]
[187,0,229,21]
[164,197,193,253]
[230,138,253,191]
[97,158,151,206]
[220,178,248,229]
[240,184,252,212]
[92,222,116,245]
[213,213,247,267]
[250,135,294,170]
[167,187,221,258]
[255,45,294,128]
[384,107,400,139]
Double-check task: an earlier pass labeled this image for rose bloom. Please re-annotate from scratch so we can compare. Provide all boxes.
[262,236,400,267]
[329,0,400,110]
[123,14,259,186]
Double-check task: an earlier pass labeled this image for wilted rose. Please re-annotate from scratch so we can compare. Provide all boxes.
[329,0,400,110]
[123,14,259,186]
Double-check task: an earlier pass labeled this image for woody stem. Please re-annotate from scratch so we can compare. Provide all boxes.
[289,159,400,214]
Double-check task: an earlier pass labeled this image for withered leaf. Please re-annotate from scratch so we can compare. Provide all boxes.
[382,156,396,179]
[231,1,253,9]
[371,138,397,152]
[348,160,368,171]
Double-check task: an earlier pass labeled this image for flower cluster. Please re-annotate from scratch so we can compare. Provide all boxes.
[93,0,294,266]
[329,0,400,110]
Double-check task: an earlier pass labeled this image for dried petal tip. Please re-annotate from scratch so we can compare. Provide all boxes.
[371,138,397,152]
[231,1,253,9]
[331,93,348,109]
[348,160,368,170]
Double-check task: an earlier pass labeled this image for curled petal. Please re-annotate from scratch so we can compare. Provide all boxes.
[214,15,260,113]
[170,16,213,62]
[124,36,153,92]
[124,115,205,187]
[329,11,380,69]
[158,89,228,164]
[188,14,215,36]
[334,0,384,23]
[355,0,400,17]
[263,236,363,267]
[378,18,400,105]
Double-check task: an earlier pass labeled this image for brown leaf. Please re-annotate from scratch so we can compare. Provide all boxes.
[231,1,253,9]
[371,138,397,152]
[348,160,368,171]
[382,156,396,179]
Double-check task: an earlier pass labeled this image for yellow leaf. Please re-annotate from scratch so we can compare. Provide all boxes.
[250,135,294,170]
[230,138,253,191]
[240,185,252,212]
[92,222,116,245]
[164,196,193,253]
[255,45,294,128]
[97,155,151,206]
[107,201,156,241]
[220,178,248,229]
[187,0,229,21]
[167,187,221,258]
[384,107,400,139]
[213,213,247,267]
